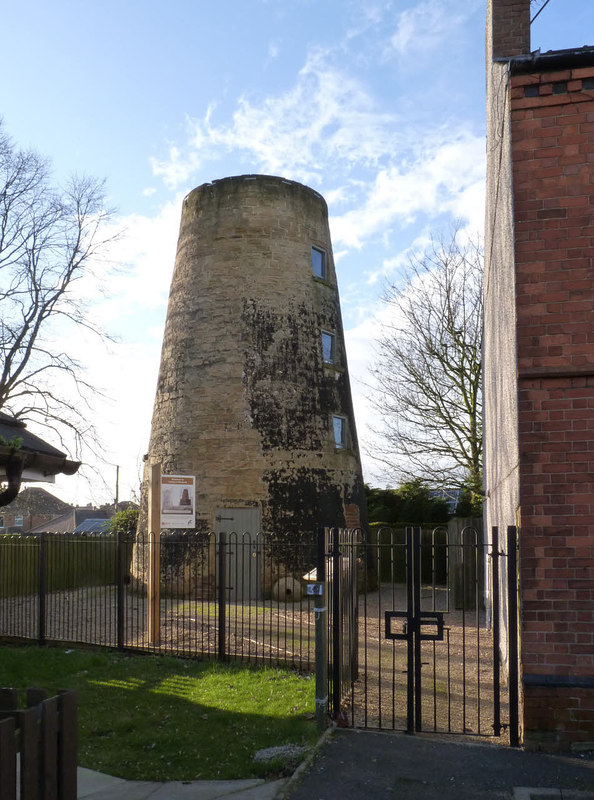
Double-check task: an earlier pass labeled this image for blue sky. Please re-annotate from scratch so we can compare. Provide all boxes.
[1,0,592,505]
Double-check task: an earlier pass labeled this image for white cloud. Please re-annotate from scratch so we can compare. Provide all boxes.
[91,197,183,329]
[330,131,485,250]
[388,0,479,57]
[150,145,203,191]
[152,49,399,190]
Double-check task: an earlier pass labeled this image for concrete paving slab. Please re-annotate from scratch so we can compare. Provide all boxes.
[215,780,286,799]
[76,768,286,800]
[77,766,137,796]
[78,777,161,800]
[513,792,594,800]
[148,778,281,800]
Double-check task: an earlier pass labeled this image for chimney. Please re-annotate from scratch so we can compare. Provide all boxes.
[488,0,531,60]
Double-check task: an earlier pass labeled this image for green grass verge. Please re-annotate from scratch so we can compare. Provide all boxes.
[0,645,318,781]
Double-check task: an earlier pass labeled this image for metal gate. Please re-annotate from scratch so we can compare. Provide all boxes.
[325,525,519,742]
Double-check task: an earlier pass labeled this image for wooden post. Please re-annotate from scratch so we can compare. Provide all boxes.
[0,717,17,800]
[148,463,161,644]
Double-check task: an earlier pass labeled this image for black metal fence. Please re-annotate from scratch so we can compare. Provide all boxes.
[0,531,320,670]
[0,525,518,741]
[325,523,519,742]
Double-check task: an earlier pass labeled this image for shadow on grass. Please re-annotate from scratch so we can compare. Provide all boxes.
[0,644,317,781]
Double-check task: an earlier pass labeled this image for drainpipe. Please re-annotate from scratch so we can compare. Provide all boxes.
[0,454,25,507]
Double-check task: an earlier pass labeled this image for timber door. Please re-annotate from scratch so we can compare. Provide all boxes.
[215,508,262,601]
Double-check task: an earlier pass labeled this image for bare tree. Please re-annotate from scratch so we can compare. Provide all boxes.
[369,229,483,505]
[0,120,116,459]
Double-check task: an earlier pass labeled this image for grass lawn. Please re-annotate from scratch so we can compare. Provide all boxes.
[0,645,318,781]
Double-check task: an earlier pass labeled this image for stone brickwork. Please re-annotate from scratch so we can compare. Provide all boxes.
[139,175,366,561]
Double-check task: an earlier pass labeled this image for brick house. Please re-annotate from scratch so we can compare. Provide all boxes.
[0,486,72,533]
[485,1,594,748]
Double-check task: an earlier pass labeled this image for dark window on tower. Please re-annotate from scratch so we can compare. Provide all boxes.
[322,330,336,364]
[311,246,327,280]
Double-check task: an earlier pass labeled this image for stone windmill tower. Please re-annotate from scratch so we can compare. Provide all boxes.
[141,175,366,549]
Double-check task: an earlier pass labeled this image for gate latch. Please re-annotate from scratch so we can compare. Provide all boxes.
[385,611,445,642]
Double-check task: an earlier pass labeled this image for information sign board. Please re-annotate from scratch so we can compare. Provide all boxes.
[161,474,195,528]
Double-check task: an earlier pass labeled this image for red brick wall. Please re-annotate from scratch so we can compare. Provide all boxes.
[511,66,594,748]
[0,513,54,532]
[490,0,530,59]
[523,685,594,749]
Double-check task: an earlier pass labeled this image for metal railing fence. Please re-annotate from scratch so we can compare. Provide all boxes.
[0,531,319,670]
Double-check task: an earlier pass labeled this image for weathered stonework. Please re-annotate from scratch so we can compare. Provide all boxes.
[137,175,366,592]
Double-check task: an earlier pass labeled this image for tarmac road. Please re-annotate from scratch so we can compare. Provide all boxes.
[281,729,594,800]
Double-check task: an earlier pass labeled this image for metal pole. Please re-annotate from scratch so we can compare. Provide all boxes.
[491,527,501,737]
[413,526,422,732]
[405,526,414,734]
[38,533,46,646]
[315,526,328,732]
[331,527,341,714]
[507,525,520,747]
[116,529,124,650]
[218,531,227,661]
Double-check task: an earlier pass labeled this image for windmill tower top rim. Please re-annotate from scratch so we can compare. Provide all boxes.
[183,174,328,209]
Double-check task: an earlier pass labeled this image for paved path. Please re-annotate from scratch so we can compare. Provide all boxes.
[77,767,285,800]
[281,730,594,800]
[40,729,594,799]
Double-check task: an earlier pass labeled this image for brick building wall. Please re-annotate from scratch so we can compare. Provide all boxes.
[0,511,52,533]
[511,63,594,747]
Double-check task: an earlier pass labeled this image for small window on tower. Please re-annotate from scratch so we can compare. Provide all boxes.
[311,246,327,280]
[332,415,347,449]
[13,515,23,527]
[322,330,336,364]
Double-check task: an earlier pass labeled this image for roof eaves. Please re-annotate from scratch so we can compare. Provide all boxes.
[495,46,594,75]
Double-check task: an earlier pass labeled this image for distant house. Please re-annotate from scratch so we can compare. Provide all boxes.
[29,507,111,534]
[0,486,72,533]
[73,518,110,534]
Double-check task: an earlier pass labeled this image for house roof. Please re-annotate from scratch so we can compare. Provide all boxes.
[2,486,72,516]
[503,45,594,75]
[29,507,110,533]
[0,412,81,483]
[73,518,110,533]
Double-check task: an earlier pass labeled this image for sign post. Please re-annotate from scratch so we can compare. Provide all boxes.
[148,470,196,644]
[148,463,161,644]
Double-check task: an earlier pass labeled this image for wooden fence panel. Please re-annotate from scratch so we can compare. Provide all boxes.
[41,696,58,800]
[57,691,77,800]
[0,716,17,800]
[20,707,39,800]
[0,689,77,800]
